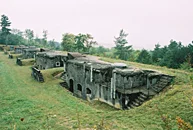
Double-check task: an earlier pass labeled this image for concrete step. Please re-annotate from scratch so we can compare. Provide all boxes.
[132,101,140,106]
[129,103,135,108]
[151,87,159,92]
[160,78,169,82]
[161,76,169,79]
[139,93,148,99]
[127,106,132,110]
[138,96,145,102]
[159,82,168,85]
[135,99,142,104]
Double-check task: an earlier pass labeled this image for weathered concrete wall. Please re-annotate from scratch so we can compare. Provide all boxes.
[64,58,174,110]
[9,46,14,51]
[15,48,23,54]
[35,55,64,70]
[22,48,40,59]
[15,47,28,54]
[22,51,36,59]
[65,61,122,108]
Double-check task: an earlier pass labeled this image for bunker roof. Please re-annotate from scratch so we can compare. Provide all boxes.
[68,58,112,70]
[67,52,86,59]
[68,55,132,70]
[113,68,144,76]
[7,45,14,47]
[23,48,40,52]
[40,48,50,52]
[112,63,127,68]
[29,46,36,48]
[36,51,67,58]
[14,46,28,49]
[19,45,26,47]
[113,67,170,77]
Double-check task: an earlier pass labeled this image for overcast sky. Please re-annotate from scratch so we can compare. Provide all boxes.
[1,0,193,50]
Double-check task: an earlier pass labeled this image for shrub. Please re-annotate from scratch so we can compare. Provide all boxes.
[180,62,191,70]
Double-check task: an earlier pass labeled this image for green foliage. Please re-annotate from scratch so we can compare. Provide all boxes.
[7,33,26,45]
[6,29,26,45]
[152,40,193,69]
[90,46,116,58]
[114,29,132,60]
[187,43,193,67]
[0,14,11,44]
[190,75,193,87]
[42,30,48,46]
[74,33,97,52]
[180,62,191,70]
[90,46,109,56]
[61,33,76,51]
[89,46,117,59]
[0,15,11,35]
[136,49,152,64]
[75,34,87,52]
[48,39,60,50]
[24,29,34,45]
[128,50,140,62]
[84,34,97,52]
[152,44,164,63]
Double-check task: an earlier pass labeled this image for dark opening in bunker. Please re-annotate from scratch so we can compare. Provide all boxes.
[99,84,101,98]
[56,62,60,67]
[104,87,108,100]
[69,79,74,93]
[77,84,82,91]
[86,88,91,94]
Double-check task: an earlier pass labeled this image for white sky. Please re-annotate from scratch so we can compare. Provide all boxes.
[0,0,193,50]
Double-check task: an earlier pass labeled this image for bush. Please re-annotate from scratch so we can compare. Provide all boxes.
[180,62,191,70]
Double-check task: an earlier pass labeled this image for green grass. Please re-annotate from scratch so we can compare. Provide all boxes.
[8,51,15,54]
[11,54,22,59]
[41,67,64,82]
[21,59,35,66]
[4,51,22,59]
[3,46,10,51]
[0,52,193,130]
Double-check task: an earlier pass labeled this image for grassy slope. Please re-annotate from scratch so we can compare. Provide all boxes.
[21,59,35,66]
[0,52,193,130]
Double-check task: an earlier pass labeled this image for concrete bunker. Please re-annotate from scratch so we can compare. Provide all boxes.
[35,51,67,70]
[15,47,44,66]
[63,53,174,110]
[8,45,14,51]
[22,48,40,59]
[14,45,28,54]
